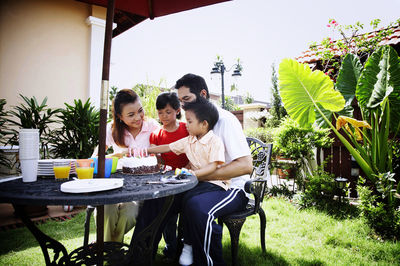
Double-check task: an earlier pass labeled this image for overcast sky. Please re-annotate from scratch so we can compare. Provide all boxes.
[109,0,400,103]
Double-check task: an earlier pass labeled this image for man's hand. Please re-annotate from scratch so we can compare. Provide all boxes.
[198,155,252,181]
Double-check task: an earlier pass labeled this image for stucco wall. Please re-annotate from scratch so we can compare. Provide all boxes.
[240,103,266,130]
[0,0,92,111]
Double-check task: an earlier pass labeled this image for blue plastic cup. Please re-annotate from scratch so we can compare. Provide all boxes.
[91,157,113,178]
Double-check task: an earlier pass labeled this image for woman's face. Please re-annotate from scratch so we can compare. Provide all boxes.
[118,100,144,130]
[157,104,179,127]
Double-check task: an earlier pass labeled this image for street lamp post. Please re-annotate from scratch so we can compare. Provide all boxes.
[211,60,242,109]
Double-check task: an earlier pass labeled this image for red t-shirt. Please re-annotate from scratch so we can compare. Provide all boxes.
[149,122,189,169]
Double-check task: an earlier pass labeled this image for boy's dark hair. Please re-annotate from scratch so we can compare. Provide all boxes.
[156,92,181,119]
[175,73,210,99]
[182,97,219,130]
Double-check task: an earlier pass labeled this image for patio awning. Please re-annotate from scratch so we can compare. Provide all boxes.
[77,0,230,37]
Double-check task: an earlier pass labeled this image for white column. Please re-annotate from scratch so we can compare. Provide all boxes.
[86,16,106,109]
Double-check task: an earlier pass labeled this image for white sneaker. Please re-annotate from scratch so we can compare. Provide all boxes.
[179,244,193,265]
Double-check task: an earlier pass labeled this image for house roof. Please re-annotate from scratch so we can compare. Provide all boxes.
[296,26,400,64]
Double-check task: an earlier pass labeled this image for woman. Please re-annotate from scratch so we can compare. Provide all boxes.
[95,88,159,242]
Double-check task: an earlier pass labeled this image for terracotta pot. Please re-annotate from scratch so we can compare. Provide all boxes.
[277,167,295,179]
[276,156,297,179]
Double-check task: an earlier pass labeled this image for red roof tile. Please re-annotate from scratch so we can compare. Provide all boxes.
[296,26,400,64]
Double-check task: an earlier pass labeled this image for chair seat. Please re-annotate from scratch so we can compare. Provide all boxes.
[221,199,256,220]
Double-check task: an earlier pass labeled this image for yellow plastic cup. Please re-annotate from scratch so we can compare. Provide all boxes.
[76,167,94,179]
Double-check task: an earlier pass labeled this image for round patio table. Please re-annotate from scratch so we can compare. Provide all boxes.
[0,171,197,265]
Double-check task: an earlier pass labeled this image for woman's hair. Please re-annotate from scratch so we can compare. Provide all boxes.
[112,89,140,147]
[156,92,182,119]
[182,97,219,130]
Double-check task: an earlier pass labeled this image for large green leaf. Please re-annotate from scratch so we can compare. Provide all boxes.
[279,58,345,128]
[336,53,363,106]
[356,45,400,134]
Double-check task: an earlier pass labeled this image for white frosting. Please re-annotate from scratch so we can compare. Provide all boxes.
[120,155,157,168]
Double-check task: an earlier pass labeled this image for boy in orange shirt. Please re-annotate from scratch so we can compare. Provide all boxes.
[144,97,227,265]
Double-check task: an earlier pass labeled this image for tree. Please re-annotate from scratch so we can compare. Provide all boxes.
[269,63,287,125]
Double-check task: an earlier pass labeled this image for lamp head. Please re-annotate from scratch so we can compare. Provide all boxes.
[210,66,220,75]
[335,177,348,189]
[232,69,242,77]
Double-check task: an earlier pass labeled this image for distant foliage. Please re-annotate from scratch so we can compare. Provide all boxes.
[244,92,254,104]
[245,127,274,144]
[133,83,165,119]
[220,96,240,111]
[108,86,118,121]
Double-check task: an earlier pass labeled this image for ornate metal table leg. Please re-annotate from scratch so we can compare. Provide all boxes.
[13,204,70,265]
[124,195,174,266]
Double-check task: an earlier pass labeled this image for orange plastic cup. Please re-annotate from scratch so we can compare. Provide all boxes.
[76,159,94,179]
[76,159,94,168]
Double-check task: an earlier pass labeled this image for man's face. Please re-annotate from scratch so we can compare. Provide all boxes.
[177,86,197,104]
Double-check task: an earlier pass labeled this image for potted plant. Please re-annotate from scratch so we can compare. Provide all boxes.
[48,99,100,159]
[7,94,61,159]
[0,99,18,174]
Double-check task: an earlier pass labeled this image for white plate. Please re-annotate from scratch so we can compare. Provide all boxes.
[60,178,124,193]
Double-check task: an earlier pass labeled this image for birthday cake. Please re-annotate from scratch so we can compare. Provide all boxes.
[120,155,159,174]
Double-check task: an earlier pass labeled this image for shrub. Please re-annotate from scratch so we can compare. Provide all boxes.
[267,183,295,199]
[297,164,342,210]
[273,117,332,161]
[358,174,400,240]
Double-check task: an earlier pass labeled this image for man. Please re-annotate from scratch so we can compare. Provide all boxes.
[175,73,252,266]
[133,73,252,266]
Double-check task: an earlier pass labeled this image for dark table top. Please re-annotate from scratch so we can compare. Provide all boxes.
[0,171,198,206]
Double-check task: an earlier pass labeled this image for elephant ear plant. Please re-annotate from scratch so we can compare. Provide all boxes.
[279,45,400,183]
[49,99,100,159]
[279,45,400,238]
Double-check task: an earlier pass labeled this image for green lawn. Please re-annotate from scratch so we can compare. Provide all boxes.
[1,198,399,265]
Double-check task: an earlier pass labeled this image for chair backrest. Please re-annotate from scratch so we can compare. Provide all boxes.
[246,137,273,212]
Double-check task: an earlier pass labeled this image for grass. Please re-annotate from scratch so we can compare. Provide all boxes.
[1,198,399,265]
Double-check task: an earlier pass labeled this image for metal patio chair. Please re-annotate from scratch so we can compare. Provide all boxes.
[219,137,273,266]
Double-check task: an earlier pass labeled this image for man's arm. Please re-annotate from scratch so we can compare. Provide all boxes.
[192,161,219,178]
[197,155,252,181]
